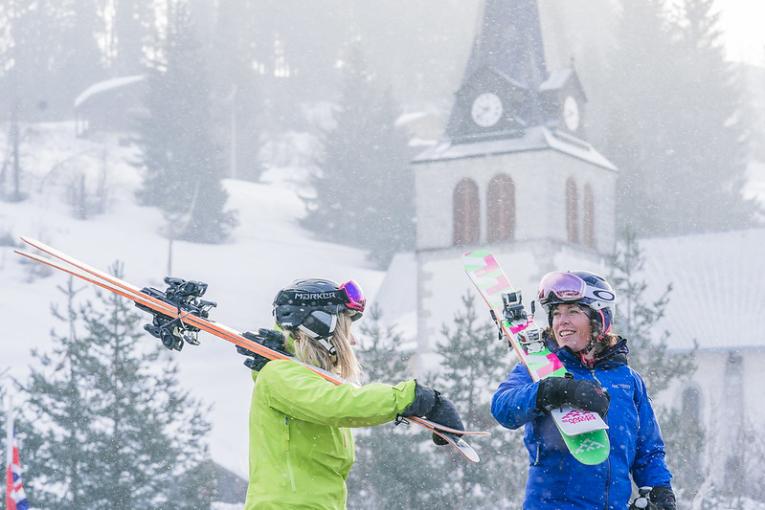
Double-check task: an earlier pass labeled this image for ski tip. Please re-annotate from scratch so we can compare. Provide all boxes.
[18,235,41,249]
[13,249,38,261]
[453,436,481,463]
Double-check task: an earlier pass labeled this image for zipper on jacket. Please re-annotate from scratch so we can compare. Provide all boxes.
[284,416,297,492]
[590,369,611,510]
[603,456,611,510]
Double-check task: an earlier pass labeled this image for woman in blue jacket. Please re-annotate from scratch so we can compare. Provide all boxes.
[491,271,676,510]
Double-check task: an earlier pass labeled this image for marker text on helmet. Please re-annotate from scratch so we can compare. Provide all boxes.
[293,291,340,301]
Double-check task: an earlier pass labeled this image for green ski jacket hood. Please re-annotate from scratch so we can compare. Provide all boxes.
[244,359,416,509]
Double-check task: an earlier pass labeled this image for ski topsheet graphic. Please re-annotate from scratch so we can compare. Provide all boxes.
[16,237,488,463]
[463,249,610,465]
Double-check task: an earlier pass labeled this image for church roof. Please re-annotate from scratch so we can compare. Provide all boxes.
[539,68,587,101]
[412,126,616,171]
[462,0,547,91]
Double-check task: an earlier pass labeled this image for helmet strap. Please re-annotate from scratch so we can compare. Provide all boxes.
[315,336,337,357]
[297,325,338,356]
[317,337,337,356]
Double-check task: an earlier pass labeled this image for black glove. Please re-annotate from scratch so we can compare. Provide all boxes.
[650,486,676,510]
[237,329,287,371]
[536,376,610,417]
[402,382,465,446]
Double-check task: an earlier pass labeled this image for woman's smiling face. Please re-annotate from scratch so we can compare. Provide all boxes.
[551,303,592,353]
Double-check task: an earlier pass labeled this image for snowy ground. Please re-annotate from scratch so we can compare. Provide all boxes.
[0,122,385,478]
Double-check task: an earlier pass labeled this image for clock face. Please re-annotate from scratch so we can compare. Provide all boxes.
[563,95,580,132]
[471,93,503,128]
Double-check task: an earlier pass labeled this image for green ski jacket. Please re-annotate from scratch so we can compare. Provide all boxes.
[243,360,417,509]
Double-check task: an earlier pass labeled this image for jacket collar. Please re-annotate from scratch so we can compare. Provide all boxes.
[553,337,630,370]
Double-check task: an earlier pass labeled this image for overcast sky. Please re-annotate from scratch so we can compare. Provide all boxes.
[718,0,765,65]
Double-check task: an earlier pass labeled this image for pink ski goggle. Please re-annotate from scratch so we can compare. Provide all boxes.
[537,271,613,310]
[339,280,366,313]
[538,272,587,303]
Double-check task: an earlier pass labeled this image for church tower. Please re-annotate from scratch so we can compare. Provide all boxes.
[410,0,618,352]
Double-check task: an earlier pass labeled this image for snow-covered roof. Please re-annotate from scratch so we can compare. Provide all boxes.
[412,126,616,171]
[74,74,146,109]
[539,68,574,91]
[640,228,765,351]
[395,111,431,127]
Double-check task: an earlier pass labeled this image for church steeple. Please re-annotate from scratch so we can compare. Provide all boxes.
[462,0,547,95]
[445,0,589,142]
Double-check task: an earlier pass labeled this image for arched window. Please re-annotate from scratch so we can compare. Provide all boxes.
[583,183,595,248]
[453,178,480,246]
[566,178,579,243]
[487,174,516,243]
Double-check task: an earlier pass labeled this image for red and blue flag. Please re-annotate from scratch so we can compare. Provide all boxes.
[5,416,29,510]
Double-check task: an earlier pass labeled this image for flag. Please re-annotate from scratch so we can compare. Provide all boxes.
[5,414,29,510]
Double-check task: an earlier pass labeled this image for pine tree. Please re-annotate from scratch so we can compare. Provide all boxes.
[109,0,155,74]
[20,267,214,509]
[19,278,99,509]
[605,0,758,236]
[81,264,213,510]
[243,0,350,103]
[608,229,702,499]
[136,2,236,243]
[56,0,106,107]
[661,0,758,233]
[302,45,415,267]
[429,294,527,509]
[210,0,264,181]
[0,0,64,118]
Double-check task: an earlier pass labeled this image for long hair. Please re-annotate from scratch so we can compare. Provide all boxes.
[291,313,362,384]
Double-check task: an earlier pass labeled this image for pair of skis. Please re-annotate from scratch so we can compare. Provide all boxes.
[464,250,610,465]
[15,237,487,463]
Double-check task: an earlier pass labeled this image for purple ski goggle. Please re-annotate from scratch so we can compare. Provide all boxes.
[537,272,613,310]
[339,280,366,313]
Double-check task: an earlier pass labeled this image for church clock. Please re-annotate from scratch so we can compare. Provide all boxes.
[471,92,503,128]
[562,95,580,132]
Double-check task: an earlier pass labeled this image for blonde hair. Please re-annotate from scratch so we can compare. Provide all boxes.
[291,313,362,384]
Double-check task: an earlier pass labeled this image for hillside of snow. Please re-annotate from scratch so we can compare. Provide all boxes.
[0,122,386,477]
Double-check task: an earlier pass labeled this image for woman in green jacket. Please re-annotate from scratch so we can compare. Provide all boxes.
[237,278,464,510]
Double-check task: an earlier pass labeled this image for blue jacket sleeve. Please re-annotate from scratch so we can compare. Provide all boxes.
[491,362,543,429]
[631,370,673,488]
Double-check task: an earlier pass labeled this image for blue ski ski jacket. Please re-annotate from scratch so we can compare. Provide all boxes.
[491,338,673,510]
